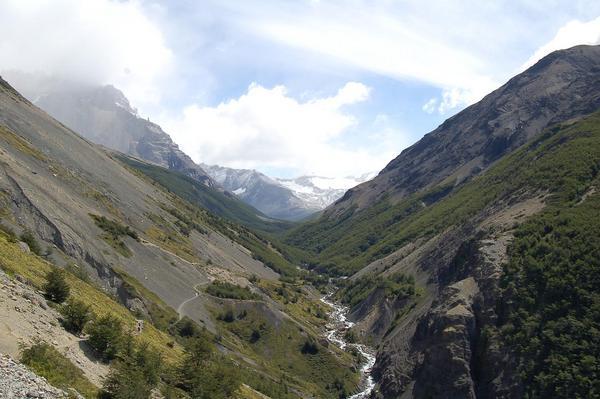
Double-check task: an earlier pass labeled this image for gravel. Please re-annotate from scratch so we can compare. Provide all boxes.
[0,354,68,398]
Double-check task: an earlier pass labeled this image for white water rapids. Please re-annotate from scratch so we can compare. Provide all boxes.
[321,295,377,399]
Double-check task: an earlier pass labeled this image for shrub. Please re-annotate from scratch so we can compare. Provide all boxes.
[20,230,42,255]
[205,281,260,300]
[90,214,138,240]
[60,299,92,335]
[44,268,70,303]
[217,308,235,323]
[87,314,123,361]
[300,339,319,355]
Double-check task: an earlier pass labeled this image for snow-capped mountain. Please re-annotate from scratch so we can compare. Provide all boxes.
[201,164,375,221]
[277,174,376,210]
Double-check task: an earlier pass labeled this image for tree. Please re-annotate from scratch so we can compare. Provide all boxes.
[100,339,161,399]
[60,299,91,335]
[178,333,240,399]
[44,268,70,303]
[87,314,123,361]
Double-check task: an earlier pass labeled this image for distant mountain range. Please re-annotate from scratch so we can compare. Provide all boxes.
[201,164,375,220]
[4,72,371,221]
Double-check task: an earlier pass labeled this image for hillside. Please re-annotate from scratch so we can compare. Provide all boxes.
[283,45,600,398]
[0,76,360,398]
[321,45,600,218]
[286,45,600,276]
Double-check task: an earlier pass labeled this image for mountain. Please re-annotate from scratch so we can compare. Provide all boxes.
[201,164,314,221]
[325,45,600,217]
[286,45,600,398]
[2,73,298,232]
[277,173,376,210]
[4,72,214,187]
[202,163,374,221]
[0,76,360,398]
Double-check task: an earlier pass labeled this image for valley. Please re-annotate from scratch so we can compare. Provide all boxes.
[0,37,599,399]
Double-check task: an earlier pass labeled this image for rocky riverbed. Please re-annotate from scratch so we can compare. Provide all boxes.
[321,295,376,399]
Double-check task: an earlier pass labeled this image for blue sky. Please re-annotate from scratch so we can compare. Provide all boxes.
[3,1,600,178]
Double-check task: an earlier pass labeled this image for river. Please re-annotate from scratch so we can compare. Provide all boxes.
[321,294,377,399]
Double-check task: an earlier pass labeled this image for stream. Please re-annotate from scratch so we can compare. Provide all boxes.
[321,294,377,399]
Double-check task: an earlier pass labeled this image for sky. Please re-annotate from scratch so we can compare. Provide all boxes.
[2,1,600,179]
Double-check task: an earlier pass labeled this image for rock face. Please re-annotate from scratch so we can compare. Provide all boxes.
[3,73,214,187]
[328,45,600,216]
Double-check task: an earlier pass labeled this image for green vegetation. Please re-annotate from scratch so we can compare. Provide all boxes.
[100,339,162,399]
[206,281,261,300]
[0,223,17,242]
[215,307,358,398]
[337,273,416,308]
[286,112,600,276]
[0,232,182,362]
[87,314,124,362]
[44,268,70,303]
[21,343,98,398]
[498,186,600,397]
[90,214,138,256]
[177,332,241,399]
[60,299,92,335]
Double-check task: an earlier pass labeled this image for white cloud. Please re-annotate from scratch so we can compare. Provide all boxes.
[0,0,173,109]
[521,16,600,70]
[161,82,404,177]
[221,1,504,114]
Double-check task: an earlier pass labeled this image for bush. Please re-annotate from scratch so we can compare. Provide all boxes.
[87,314,123,361]
[60,299,91,335]
[20,230,42,255]
[205,281,260,300]
[217,308,235,323]
[44,268,70,304]
[300,339,319,355]
[90,214,138,240]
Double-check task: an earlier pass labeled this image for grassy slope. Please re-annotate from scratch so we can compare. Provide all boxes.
[286,113,600,276]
